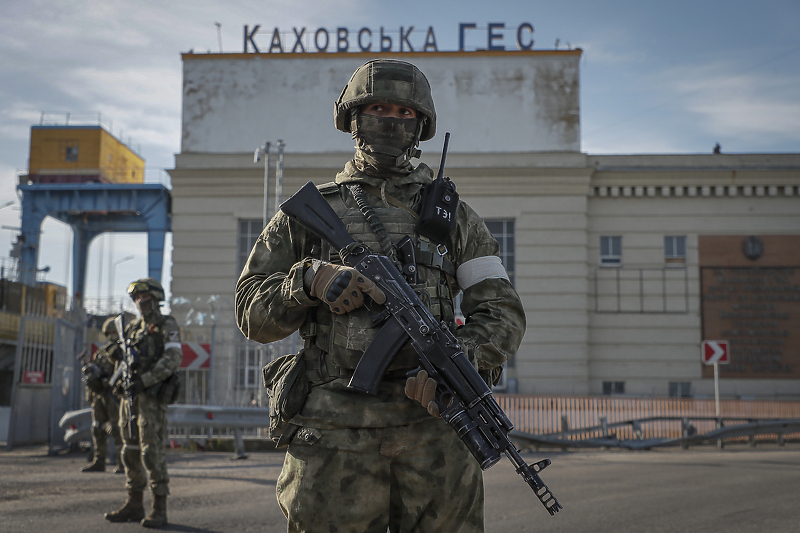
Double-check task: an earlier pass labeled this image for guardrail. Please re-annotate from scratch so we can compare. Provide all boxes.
[511,417,800,450]
[59,405,271,459]
[60,396,800,458]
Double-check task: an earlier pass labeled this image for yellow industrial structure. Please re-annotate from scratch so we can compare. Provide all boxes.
[26,125,144,184]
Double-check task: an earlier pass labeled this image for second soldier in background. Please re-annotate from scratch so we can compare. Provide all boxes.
[80,317,123,473]
[105,278,182,529]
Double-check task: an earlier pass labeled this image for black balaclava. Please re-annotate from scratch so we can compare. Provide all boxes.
[351,110,425,178]
[136,296,160,323]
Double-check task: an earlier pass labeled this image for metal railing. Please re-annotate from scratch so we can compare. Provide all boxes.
[58,395,800,459]
[496,394,800,444]
[59,405,272,459]
[594,266,689,313]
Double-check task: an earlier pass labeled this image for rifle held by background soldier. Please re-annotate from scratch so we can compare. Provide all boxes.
[114,314,140,440]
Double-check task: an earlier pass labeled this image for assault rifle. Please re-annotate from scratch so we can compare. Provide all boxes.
[77,349,109,394]
[281,182,562,516]
[114,314,139,440]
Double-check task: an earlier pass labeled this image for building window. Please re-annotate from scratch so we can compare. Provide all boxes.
[600,236,622,266]
[235,341,262,390]
[664,235,686,264]
[669,382,691,398]
[484,219,515,285]
[238,218,264,273]
[602,381,625,395]
[65,144,78,162]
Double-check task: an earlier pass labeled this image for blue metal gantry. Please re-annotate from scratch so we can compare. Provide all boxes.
[16,183,171,300]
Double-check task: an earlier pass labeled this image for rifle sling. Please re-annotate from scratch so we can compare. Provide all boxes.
[359,183,419,220]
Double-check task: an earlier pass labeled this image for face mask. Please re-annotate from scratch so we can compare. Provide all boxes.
[136,296,159,320]
[352,113,422,175]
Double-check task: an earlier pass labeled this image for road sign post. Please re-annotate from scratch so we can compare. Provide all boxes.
[702,340,729,447]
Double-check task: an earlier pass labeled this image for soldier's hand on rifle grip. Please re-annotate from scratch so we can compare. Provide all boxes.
[405,370,440,417]
[309,261,386,314]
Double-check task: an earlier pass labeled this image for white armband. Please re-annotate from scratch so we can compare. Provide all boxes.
[456,256,509,290]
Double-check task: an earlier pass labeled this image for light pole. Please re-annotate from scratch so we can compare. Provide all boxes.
[110,255,135,308]
[274,139,285,214]
[254,141,271,229]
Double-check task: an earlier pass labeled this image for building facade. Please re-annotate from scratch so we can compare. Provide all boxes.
[168,50,800,406]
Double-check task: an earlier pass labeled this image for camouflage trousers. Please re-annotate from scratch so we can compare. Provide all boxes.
[277,417,484,533]
[90,392,121,461]
[119,394,170,496]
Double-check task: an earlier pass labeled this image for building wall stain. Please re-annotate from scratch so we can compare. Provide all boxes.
[534,60,580,148]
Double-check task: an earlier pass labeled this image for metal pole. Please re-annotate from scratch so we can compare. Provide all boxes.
[264,144,271,228]
[209,320,216,405]
[714,362,723,449]
[275,140,285,214]
[255,142,271,229]
[714,362,720,419]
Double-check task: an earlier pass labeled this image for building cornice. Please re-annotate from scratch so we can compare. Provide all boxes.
[181,49,583,61]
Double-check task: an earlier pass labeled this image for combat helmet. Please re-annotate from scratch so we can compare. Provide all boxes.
[127,277,165,301]
[334,59,436,141]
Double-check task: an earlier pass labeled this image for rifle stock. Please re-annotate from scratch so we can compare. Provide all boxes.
[280,181,562,516]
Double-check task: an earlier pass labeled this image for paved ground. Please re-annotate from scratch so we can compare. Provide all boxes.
[1,442,798,532]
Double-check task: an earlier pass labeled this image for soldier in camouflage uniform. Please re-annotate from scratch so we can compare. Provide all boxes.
[105,278,182,529]
[236,60,526,533]
[80,317,123,473]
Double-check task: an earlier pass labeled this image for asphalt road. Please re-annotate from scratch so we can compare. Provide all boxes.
[1,443,798,533]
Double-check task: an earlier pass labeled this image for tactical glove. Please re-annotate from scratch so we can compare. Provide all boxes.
[309,261,386,314]
[405,369,440,417]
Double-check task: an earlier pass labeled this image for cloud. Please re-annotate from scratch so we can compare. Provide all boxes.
[0,105,46,143]
[666,64,800,144]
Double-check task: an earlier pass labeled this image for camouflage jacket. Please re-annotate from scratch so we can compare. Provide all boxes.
[117,314,183,390]
[236,161,526,428]
[85,341,122,401]
[95,341,122,376]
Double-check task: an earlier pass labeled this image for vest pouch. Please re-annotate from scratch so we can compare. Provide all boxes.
[156,372,181,404]
[262,352,309,447]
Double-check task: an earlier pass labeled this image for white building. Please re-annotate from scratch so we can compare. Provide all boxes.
[168,49,800,406]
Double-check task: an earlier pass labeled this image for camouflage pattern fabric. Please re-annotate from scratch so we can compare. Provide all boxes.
[90,392,120,460]
[120,393,170,495]
[116,312,182,496]
[87,342,122,460]
[236,96,525,532]
[277,417,484,533]
[236,165,525,533]
[335,59,437,141]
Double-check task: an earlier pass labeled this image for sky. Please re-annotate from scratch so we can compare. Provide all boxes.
[1,0,799,308]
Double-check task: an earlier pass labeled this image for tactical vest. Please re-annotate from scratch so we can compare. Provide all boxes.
[127,316,169,375]
[301,182,457,383]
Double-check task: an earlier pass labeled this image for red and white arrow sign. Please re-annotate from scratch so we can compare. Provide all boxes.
[702,340,729,365]
[87,342,211,369]
[180,343,211,370]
